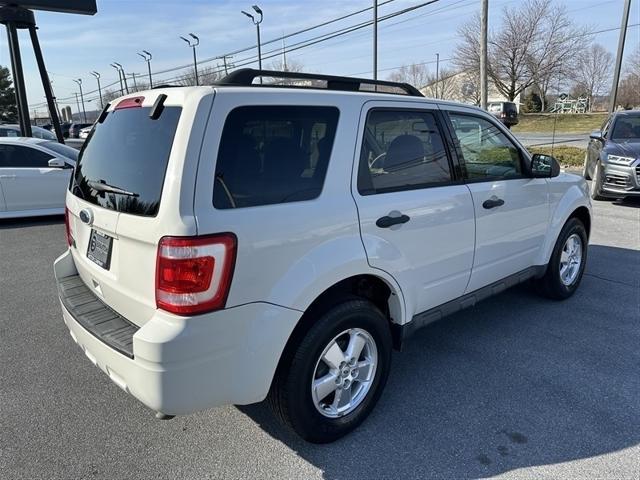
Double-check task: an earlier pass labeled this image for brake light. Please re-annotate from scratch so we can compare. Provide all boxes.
[155,234,237,315]
[64,207,73,247]
[114,96,144,110]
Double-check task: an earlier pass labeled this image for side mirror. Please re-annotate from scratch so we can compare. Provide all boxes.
[48,158,66,168]
[589,130,603,141]
[530,153,560,178]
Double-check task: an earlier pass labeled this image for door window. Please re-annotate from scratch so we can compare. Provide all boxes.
[357,109,452,195]
[448,113,522,180]
[0,145,53,168]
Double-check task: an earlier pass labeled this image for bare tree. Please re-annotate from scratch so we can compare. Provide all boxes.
[177,66,223,86]
[387,63,431,89]
[454,0,588,107]
[572,43,613,111]
[268,57,305,73]
[617,45,640,109]
[422,67,458,99]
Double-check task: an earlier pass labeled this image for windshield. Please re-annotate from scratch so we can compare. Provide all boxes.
[43,141,79,161]
[72,106,182,216]
[610,115,640,141]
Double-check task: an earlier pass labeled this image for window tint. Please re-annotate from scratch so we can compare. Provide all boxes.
[73,106,182,216]
[448,113,522,180]
[0,127,19,137]
[357,109,452,195]
[0,144,53,168]
[611,115,640,141]
[213,106,339,209]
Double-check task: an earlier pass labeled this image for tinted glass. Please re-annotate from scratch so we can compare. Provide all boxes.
[73,106,182,216]
[358,110,451,195]
[0,128,18,137]
[43,141,79,161]
[0,144,53,168]
[610,115,640,141]
[213,106,339,209]
[449,113,522,180]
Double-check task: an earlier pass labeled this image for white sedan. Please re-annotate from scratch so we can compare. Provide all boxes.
[0,137,78,219]
[78,126,93,139]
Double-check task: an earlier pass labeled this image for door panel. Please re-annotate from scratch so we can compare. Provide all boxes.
[353,101,475,317]
[444,108,549,292]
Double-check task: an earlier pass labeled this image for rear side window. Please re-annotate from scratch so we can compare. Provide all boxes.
[357,109,452,195]
[213,106,339,209]
[72,106,181,216]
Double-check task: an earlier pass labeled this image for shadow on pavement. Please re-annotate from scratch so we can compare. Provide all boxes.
[0,215,64,230]
[240,244,640,479]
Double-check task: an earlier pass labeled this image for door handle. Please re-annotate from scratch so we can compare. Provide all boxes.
[0,175,16,179]
[482,197,505,209]
[376,213,410,228]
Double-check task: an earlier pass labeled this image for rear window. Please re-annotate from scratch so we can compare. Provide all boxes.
[72,106,181,216]
[213,105,339,209]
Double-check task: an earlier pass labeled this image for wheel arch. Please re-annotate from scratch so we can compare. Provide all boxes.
[270,273,406,394]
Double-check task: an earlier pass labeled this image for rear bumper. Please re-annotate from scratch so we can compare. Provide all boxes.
[54,249,301,415]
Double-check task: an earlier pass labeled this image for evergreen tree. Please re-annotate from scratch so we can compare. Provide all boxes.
[0,66,18,122]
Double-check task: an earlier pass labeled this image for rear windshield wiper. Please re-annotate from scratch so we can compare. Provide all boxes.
[87,180,139,197]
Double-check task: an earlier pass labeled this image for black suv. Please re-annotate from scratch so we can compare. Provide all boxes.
[488,102,519,129]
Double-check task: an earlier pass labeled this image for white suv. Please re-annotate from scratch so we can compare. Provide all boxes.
[54,69,591,443]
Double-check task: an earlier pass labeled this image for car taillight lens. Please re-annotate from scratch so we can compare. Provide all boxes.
[155,234,237,315]
[64,207,73,247]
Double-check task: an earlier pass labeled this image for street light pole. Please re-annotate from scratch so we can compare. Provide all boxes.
[480,0,488,110]
[91,71,103,109]
[180,33,200,85]
[73,78,87,122]
[373,0,378,81]
[242,5,263,83]
[138,50,153,88]
[435,53,440,99]
[113,62,129,93]
[74,92,80,122]
[609,0,631,113]
[111,63,124,95]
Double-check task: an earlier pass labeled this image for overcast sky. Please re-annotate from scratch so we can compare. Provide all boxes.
[1,0,638,116]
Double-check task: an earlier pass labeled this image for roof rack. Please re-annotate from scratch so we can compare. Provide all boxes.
[216,68,424,97]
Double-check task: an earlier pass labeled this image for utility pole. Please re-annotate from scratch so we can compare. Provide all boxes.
[91,71,103,109]
[609,0,631,113]
[373,0,378,80]
[480,0,488,109]
[114,63,129,93]
[131,71,138,91]
[435,53,440,99]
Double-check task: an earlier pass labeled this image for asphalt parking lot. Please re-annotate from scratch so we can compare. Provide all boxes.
[1,195,638,480]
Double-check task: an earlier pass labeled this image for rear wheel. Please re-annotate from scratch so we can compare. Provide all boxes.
[535,217,588,300]
[268,299,392,443]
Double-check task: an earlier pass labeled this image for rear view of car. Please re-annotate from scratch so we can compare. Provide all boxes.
[488,101,519,128]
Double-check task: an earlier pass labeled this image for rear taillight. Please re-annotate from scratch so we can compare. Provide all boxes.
[64,207,73,247]
[155,234,237,315]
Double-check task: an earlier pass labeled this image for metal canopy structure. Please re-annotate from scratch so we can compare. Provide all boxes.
[0,1,97,143]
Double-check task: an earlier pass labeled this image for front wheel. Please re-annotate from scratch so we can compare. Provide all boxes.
[268,299,392,443]
[582,153,591,180]
[590,162,605,200]
[535,217,588,300]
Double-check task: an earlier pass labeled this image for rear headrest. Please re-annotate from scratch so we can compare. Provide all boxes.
[385,134,424,170]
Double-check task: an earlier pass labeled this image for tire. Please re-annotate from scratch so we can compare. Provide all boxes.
[582,153,591,180]
[590,161,605,200]
[535,217,588,300]
[268,299,392,443]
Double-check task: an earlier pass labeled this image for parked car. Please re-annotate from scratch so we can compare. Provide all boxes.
[54,69,591,443]
[0,124,57,141]
[68,122,92,138]
[0,137,77,219]
[78,125,93,139]
[487,101,519,128]
[583,110,640,200]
